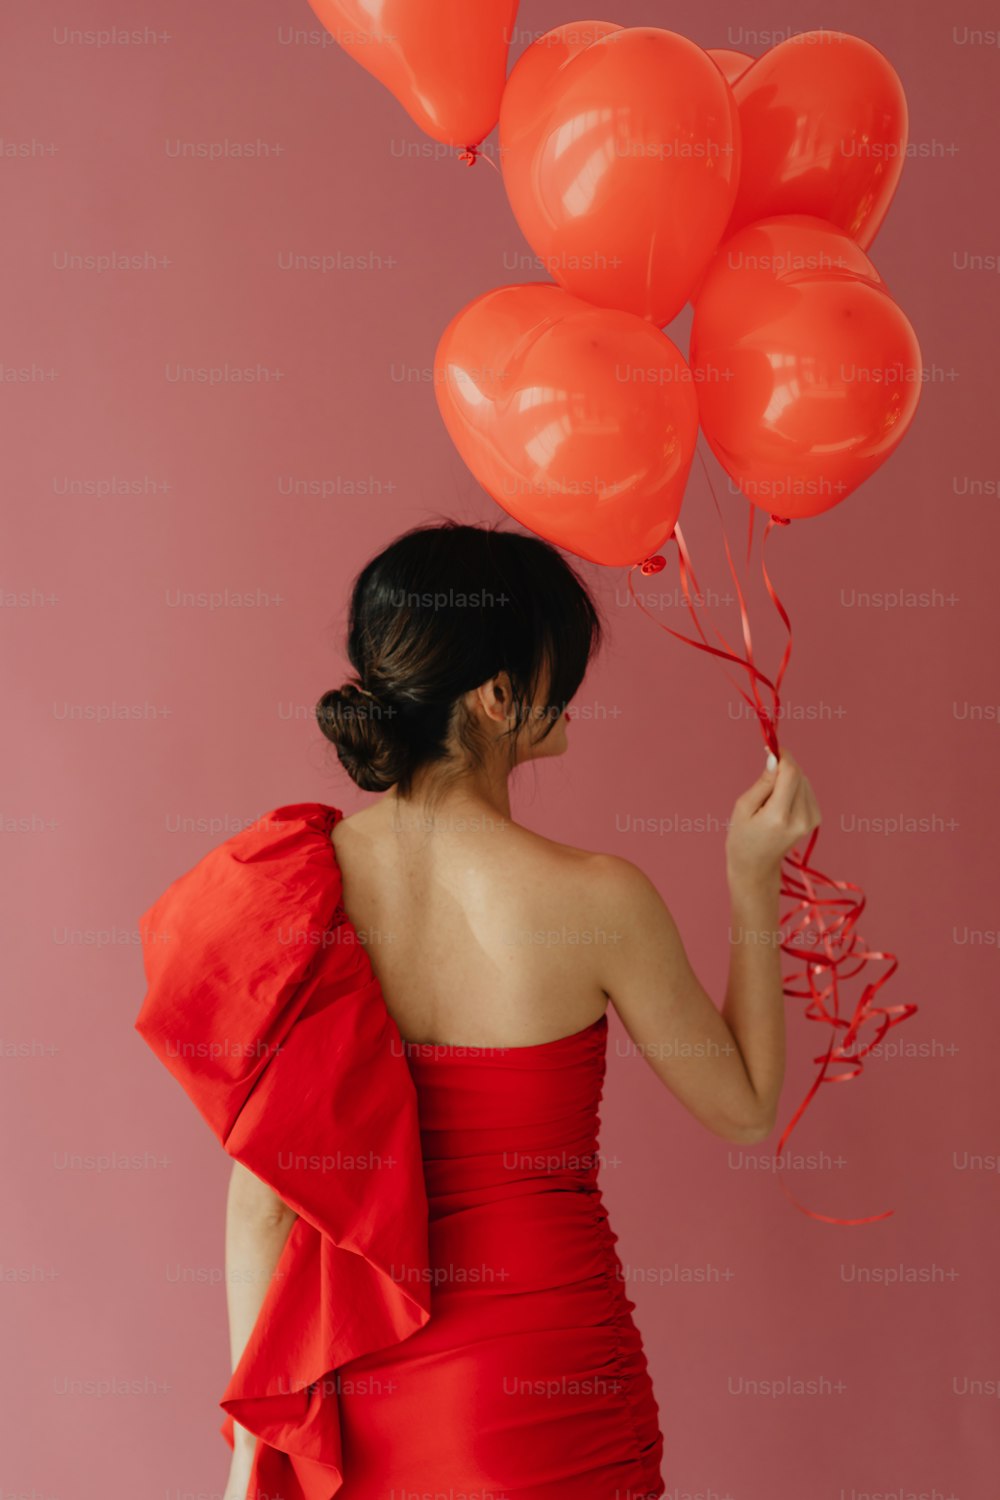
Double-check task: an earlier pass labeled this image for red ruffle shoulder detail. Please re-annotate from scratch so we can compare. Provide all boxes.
[135,803,432,1499]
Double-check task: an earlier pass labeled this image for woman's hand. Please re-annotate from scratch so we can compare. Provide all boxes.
[725,746,821,891]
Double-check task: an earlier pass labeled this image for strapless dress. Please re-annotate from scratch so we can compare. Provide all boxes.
[136,802,664,1499]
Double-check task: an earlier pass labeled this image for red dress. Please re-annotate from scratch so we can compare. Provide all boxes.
[136,803,665,1499]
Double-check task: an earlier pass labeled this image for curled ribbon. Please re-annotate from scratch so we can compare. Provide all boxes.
[627,444,918,1225]
[457,144,502,174]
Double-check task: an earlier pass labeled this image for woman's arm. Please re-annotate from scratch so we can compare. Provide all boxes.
[596,857,780,1142]
[225,1161,299,1464]
[719,868,784,1134]
[597,749,820,1142]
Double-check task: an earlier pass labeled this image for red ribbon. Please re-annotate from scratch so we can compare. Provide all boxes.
[627,446,918,1225]
[457,144,502,174]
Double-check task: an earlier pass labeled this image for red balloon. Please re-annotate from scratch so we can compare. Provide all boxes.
[707,47,755,85]
[686,49,750,307]
[727,30,907,249]
[305,0,519,147]
[499,25,741,326]
[690,216,922,519]
[435,282,699,567]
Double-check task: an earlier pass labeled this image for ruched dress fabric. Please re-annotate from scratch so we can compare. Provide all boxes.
[136,803,664,1499]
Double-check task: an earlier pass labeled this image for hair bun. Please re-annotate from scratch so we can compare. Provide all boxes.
[315,684,402,793]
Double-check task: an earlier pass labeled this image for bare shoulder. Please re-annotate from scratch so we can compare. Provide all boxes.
[567,847,685,988]
[507,829,666,928]
[505,839,684,1008]
[503,821,613,886]
[570,845,666,915]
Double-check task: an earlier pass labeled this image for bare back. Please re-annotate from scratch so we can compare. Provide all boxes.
[331,798,609,1048]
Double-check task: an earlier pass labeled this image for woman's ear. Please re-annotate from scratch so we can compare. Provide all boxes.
[475,671,514,726]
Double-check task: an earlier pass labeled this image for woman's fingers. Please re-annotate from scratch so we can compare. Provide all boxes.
[764,750,801,821]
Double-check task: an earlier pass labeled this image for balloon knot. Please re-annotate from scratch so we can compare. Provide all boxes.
[770,514,792,525]
[458,146,478,167]
[639,553,668,575]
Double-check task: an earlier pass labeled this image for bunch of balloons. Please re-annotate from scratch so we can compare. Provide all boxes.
[306,7,921,568]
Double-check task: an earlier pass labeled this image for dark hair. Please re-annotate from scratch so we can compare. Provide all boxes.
[315,520,604,801]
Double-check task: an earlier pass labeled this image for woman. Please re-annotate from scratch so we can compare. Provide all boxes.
[136,520,819,1500]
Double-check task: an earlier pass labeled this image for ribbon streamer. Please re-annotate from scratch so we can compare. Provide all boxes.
[457,144,502,173]
[626,444,918,1225]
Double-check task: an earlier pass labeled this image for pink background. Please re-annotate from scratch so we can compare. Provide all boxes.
[2,1,998,1496]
